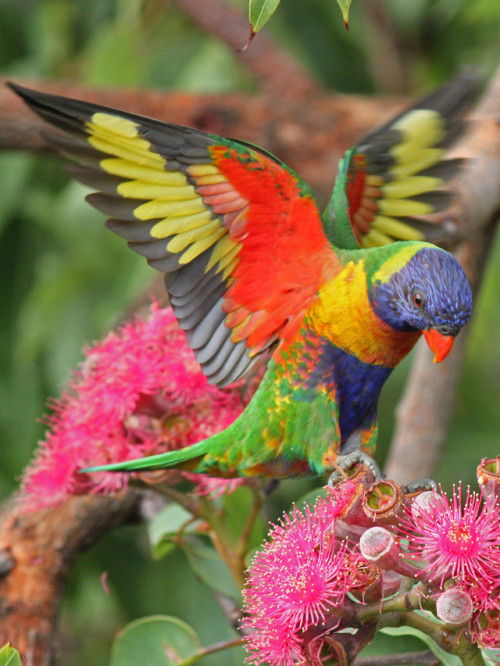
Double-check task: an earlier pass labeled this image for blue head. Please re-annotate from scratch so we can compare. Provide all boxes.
[368,244,472,361]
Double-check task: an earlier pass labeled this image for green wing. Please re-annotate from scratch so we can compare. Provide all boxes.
[324,71,478,250]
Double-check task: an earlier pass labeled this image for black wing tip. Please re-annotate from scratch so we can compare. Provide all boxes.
[358,68,481,151]
[6,80,93,132]
[7,82,48,117]
[7,82,138,134]
[7,81,57,109]
[443,65,482,94]
[418,67,481,116]
[6,80,26,95]
[6,81,217,146]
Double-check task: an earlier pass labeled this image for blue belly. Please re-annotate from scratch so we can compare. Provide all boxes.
[306,341,392,443]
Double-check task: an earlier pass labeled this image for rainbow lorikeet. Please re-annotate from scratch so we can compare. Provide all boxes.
[9,76,474,479]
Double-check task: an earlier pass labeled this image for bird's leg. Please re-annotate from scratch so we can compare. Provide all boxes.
[328,460,350,482]
[328,414,384,486]
[327,451,385,487]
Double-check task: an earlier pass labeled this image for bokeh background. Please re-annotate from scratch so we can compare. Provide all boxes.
[0,0,500,663]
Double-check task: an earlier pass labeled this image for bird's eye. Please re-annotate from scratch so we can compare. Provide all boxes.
[411,289,426,308]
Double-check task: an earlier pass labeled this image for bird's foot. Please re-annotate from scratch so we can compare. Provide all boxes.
[327,452,385,488]
[403,478,437,493]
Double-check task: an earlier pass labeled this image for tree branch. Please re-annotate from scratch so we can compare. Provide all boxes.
[354,650,440,666]
[0,492,141,666]
[358,0,408,94]
[0,76,415,205]
[385,65,500,482]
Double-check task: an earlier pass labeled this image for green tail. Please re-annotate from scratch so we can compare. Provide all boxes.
[81,438,212,474]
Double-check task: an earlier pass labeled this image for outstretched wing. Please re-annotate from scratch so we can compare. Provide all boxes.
[324,71,477,250]
[10,83,335,387]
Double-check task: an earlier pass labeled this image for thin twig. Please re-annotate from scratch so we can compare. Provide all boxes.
[138,482,246,586]
[181,636,245,666]
[357,591,435,622]
[213,589,243,634]
[385,64,500,483]
[359,0,408,94]
[235,486,264,561]
[196,495,247,588]
[354,650,440,665]
[405,613,486,666]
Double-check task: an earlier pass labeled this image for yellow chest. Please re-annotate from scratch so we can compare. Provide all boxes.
[310,260,420,367]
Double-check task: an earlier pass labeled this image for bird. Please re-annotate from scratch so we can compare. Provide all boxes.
[8,74,474,480]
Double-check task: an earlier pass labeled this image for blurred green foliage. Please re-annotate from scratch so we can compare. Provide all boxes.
[1,0,500,663]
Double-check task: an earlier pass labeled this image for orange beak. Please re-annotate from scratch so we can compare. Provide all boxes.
[423,328,455,363]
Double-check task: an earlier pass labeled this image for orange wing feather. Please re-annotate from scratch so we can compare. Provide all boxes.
[8,83,338,385]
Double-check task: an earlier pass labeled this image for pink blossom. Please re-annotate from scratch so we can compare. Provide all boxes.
[324,481,360,520]
[244,624,305,666]
[243,502,353,665]
[184,473,246,499]
[472,599,500,648]
[21,303,251,510]
[401,485,500,591]
[457,580,500,648]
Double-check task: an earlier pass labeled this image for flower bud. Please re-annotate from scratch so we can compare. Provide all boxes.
[359,527,401,569]
[410,490,443,520]
[436,588,473,626]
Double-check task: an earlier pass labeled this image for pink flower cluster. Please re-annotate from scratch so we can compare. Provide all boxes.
[243,474,500,664]
[243,484,376,665]
[21,303,251,510]
[402,484,500,649]
[243,504,338,664]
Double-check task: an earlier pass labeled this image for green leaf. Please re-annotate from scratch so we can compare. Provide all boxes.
[148,504,197,560]
[249,0,281,34]
[336,0,352,29]
[381,626,462,665]
[181,535,240,601]
[0,643,23,666]
[482,648,500,666]
[110,615,201,666]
